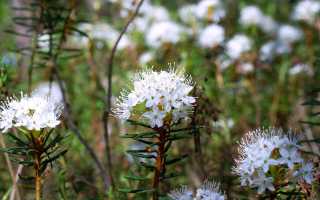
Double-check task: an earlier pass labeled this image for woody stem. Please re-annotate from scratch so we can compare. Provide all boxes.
[152,128,167,200]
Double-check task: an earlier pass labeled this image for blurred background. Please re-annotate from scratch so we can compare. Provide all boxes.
[0,0,319,199]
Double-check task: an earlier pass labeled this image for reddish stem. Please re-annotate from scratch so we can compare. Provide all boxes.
[152,128,167,200]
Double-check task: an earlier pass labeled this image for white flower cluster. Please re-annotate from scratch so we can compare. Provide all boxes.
[74,23,133,50]
[146,21,186,48]
[233,128,314,194]
[195,0,226,22]
[277,25,303,44]
[0,92,63,132]
[239,5,278,34]
[292,0,320,24]
[289,63,313,76]
[198,24,225,48]
[32,82,63,106]
[178,4,197,24]
[169,181,225,200]
[226,34,252,60]
[114,69,196,128]
[138,51,154,65]
[260,25,303,61]
[240,5,264,26]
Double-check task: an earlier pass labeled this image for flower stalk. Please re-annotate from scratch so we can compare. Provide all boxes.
[32,134,43,200]
[152,127,167,200]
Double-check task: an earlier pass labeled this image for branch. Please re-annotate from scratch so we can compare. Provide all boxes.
[48,0,111,190]
[102,0,145,188]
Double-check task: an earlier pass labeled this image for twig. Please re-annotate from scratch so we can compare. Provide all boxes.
[0,135,21,200]
[10,165,23,200]
[102,0,144,188]
[45,0,111,190]
[152,128,167,200]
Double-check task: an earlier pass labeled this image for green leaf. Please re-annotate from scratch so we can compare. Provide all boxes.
[127,149,156,153]
[139,161,155,170]
[18,174,34,181]
[10,159,33,166]
[128,152,156,159]
[298,138,320,144]
[164,141,172,153]
[7,133,28,146]
[162,172,183,180]
[126,119,152,129]
[299,121,320,126]
[124,174,150,181]
[121,131,158,139]
[1,186,12,200]
[43,128,55,146]
[135,139,157,146]
[42,149,67,166]
[118,188,154,194]
[167,133,192,141]
[302,99,320,106]
[165,154,188,165]
[0,147,33,155]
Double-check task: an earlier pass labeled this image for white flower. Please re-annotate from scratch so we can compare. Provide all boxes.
[252,171,275,194]
[129,4,170,32]
[169,181,224,200]
[260,15,278,34]
[38,34,53,52]
[179,4,197,24]
[196,0,226,22]
[278,147,303,169]
[237,62,254,74]
[0,93,63,132]
[198,24,225,48]
[145,5,170,22]
[146,21,185,48]
[233,128,313,193]
[130,17,149,32]
[216,55,232,71]
[277,25,303,44]
[289,63,313,76]
[292,0,320,24]
[118,0,152,17]
[32,82,63,106]
[239,5,263,26]
[226,34,252,60]
[139,51,154,65]
[169,186,193,200]
[260,39,295,61]
[113,69,195,128]
[142,108,166,128]
[195,181,225,200]
[260,41,277,61]
[239,5,277,34]
[293,162,314,184]
[75,22,133,50]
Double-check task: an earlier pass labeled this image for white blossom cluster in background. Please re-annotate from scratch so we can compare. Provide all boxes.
[198,24,224,48]
[73,22,133,50]
[86,0,316,76]
[239,5,278,34]
[233,128,314,194]
[289,63,313,76]
[113,69,196,128]
[292,0,320,24]
[32,82,63,106]
[226,34,252,60]
[146,21,186,48]
[169,181,225,200]
[0,92,63,132]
